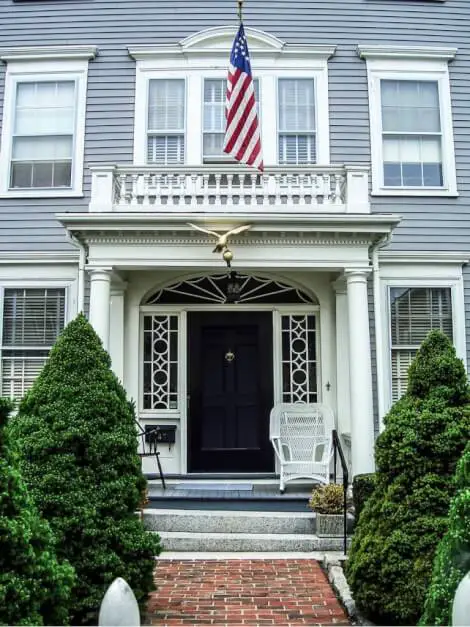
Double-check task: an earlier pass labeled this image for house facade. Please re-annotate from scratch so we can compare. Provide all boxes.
[0,0,468,479]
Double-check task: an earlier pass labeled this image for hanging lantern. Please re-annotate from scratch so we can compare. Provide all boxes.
[225,272,242,303]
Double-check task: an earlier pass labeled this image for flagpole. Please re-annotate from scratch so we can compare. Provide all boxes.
[237,0,243,23]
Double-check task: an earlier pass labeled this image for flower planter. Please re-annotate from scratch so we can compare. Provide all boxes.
[316,513,345,537]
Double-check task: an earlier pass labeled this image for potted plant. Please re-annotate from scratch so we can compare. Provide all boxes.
[308,483,345,537]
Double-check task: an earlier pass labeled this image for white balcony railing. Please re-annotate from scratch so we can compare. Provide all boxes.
[89,164,370,214]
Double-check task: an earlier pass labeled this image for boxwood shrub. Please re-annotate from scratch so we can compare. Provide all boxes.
[345,331,470,625]
[352,473,376,522]
[8,313,162,625]
[0,398,75,626]
[420,441,470,626]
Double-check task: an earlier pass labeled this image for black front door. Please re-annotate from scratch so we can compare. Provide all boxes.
[188,312,274,473]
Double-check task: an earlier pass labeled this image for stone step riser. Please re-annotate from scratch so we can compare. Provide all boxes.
[143,510,316,535]
[153,531,348,552]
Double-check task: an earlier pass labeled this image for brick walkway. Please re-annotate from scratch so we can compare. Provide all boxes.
[146,559,350,626]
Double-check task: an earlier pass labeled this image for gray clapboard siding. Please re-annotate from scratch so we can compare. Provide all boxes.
[0,0,469,254]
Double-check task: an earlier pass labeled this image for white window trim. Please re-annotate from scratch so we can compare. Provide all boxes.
[379,267,466,425]
[359,46,458,197]
[0,50,95,198]
[130,28,334,167]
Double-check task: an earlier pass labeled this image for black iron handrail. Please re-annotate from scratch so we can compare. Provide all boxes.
[134,419,166,489]
[332,429,349,555]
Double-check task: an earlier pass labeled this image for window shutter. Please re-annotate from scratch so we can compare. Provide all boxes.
[147,79,185,165]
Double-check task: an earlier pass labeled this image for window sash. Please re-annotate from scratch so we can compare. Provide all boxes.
[10,80,76,189]
[1,288,66,398]
[278,78,316,164]
[147,79,185,165]
[380,79,443,188]
[389,287,453,401]
[202,78,259,162]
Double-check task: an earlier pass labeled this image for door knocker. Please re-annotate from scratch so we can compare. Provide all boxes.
[225,350,235,363]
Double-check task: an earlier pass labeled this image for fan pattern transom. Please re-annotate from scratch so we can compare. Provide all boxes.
[145,274,317,305]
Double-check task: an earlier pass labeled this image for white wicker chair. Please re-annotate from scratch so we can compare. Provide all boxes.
[269,403,334,492]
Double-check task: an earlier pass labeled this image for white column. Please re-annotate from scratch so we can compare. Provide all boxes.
[109,283,127,381]
[333,279,351,440]
[346,269,375,476]
[89,268,112,351]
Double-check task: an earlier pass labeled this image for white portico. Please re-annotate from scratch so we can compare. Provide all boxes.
[58,210,400,477]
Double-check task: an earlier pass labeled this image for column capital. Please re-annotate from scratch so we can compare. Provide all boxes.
[88,267,113,280]
[344,268,372,283]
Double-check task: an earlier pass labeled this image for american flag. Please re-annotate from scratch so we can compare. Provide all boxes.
[223,23,263,171]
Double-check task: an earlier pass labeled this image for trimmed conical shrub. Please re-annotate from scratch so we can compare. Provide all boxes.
[0,398,75,626]
[345,331,470,625]
[8,313,161,625]
[420,441,470,626]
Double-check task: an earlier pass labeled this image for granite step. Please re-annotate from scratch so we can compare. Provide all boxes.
[153,530,349,552]
[143,508,316,535]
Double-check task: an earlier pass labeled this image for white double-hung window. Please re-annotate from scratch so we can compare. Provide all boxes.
[130,28,334,166]
[147,79,185,164]
[278,78,316,165]
[359,46,457,196]
[0,46,96,197]
[1,288,66,398]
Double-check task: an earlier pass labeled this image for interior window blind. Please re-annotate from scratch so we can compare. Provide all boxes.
[389,287,452,400]
[278,78,316,165]
[147,79,185,165]
[1,288,65,398]
[381,80,443,187]
[11,81,75,189]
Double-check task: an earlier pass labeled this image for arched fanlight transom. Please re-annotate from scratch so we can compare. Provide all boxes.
[144,274,317,305]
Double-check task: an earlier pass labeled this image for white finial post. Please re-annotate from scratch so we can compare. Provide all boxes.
[99,577,141,627]
[452,571,470,626]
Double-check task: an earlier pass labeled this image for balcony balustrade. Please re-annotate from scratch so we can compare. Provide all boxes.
[89,164,370,214]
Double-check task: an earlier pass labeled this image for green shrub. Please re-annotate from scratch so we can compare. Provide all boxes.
[0,398,75,626]
[8,313,162,625]
[308,483,344,514]
[420,441,470,626]
[352,473,376,521]
[345,331,470,625]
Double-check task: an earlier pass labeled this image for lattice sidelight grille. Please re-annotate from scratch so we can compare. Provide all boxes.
[281,314,317,403]
[143,314,179,410]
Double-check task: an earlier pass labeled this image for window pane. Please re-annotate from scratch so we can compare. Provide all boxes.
[13,136,73,160]
[381,80,440,133]
[2,288,66,346]
[147,135,185,164]
[389,287,453,401]
[148,79,185,131]
[204,79,225,132]
[279,79,315,132]
[202,78,259,161]
[11,160,72,189]
[15,81,76,134]
[279,134,316,165]
[383,136,443,187]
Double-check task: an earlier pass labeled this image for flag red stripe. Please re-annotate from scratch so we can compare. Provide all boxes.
[224,92,256,154]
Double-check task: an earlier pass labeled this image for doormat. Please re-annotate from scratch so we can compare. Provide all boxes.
[174,483,253,491]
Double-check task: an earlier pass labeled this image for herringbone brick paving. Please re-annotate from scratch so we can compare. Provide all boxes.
[146,559,350,626]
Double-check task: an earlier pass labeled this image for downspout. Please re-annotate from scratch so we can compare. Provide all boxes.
[66,231,87,313]
[371,233,391,432]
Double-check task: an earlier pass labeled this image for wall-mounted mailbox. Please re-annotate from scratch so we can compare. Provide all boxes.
[145,424,177,445]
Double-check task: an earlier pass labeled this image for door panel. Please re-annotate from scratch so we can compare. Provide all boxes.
[188,312,274,472]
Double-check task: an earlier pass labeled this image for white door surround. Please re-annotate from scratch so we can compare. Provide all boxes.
[58,210,400,476]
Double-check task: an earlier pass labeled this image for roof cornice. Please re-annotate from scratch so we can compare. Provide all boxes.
[357,45,457,61]
[0,45,97,62]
